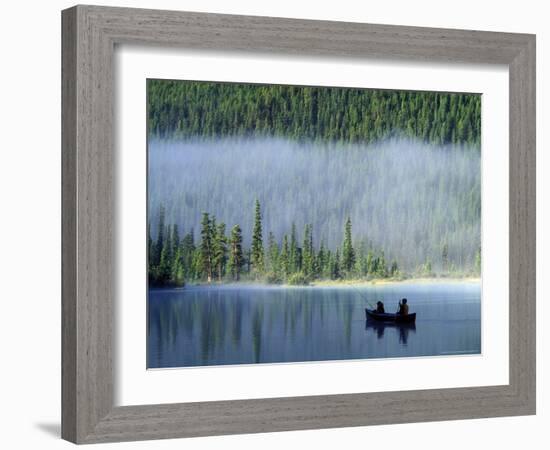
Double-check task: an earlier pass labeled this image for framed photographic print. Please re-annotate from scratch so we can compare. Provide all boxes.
[62,5,536,444]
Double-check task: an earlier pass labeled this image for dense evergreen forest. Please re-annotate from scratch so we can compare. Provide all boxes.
[148,80,481,147]
[148,200,481,287]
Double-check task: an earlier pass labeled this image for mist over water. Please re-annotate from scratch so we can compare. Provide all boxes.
[148,137,480,270]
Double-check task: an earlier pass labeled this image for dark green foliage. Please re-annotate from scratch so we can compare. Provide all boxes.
[289,223,299,274]
[267,231,280,274]
[228,225,244,281]
[251,199,265,274]
[342,217,355,274]
[148,80,481,148]
[474,247,481,275]
[148,206,186,287]
[146,202,481,286]
[200,213,214,282]
[212,222,227,282]
[302,224,314,278]
[442,241,449,272]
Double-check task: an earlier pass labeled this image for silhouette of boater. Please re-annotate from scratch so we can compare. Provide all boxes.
[397,298,409,315]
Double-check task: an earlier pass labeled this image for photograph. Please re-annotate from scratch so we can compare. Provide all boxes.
[146,80,482,368]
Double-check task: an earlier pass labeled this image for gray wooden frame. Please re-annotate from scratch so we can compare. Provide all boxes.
[62,4,536,444]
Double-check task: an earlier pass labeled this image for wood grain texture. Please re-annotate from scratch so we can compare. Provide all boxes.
[61,4,536,444]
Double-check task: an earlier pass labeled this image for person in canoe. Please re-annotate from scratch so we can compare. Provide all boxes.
[397,298,409,315]
[375,301,385,313]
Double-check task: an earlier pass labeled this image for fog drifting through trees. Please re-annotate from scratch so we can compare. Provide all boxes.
[148,137,480,272]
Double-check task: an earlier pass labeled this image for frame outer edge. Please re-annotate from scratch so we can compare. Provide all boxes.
[61,4,537,444]
[61,5,78,444]
[509,35,536,413]
[63,5,116,443]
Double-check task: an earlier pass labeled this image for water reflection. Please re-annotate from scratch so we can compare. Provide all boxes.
[365,321,416,345]
[147,283,481,368]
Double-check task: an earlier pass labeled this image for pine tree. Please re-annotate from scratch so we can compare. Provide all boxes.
[366,250,375,276]
[181,230,195,280]
[474,248,481,275]
[442,241,449,272]
[390,260,398,277]
[154,204,166,267]
[251,199,265,274]
[377,251,388,278]
[302,224,313,278]
[267,231,279,274]
[280,234,290,278]
[342,217,355,273]
[147,221,153,279]
[332,248,341,279]
[289,223,299,273]
[228,225,244,280]
[317,240,327,279]
[171,246,185,286]
[212,222,227,281]
[157,243,171,284]
[424,258,433,276]
[200,212,214,282]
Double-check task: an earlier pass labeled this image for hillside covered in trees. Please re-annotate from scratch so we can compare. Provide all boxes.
[147,80,482,286]
[148,80,481,148]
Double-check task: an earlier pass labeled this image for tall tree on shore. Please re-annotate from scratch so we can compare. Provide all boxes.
[200,212,214,282]
[251,199,265,274]
[317,241,328,279]
[280,234,290,278]
[213,222,227,281]
[147,222,153,267]
[342,217,355,273]
[157,240,171,284]
[153,204,166,267]
[228,224,244,280]
[332,248,341,280]
[289,223,299,273]
[267,231,279,274]
[474,247,481,275]
[181,230,195,280]
[302,224,314,277]
[171,245,185,286]
[442,241,449,272]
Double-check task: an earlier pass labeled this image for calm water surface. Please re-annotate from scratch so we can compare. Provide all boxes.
[147,282,480,368]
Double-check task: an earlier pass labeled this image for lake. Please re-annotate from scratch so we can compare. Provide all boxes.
[147,282,481,368]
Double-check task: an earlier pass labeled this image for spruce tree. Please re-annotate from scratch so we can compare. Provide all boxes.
[251,199,265,274]
[181,230,195,280]
[280,234,290,278]
[289,222,299,273]
[200,212,214,282]
[154,204,166,267]
[228,225,244,280]
[342,217,355,274]
[474,248,481,275]
[333,248,341,280]
[302,224,313,277]
[267,231,279,274]
[442,241,449,272]
[213,222,227,281]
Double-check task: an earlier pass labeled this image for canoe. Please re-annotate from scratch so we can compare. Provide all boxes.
[365,308,416,323]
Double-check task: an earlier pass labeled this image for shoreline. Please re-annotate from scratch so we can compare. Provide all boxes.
[309,277,480,288]
[152,276,481,290]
